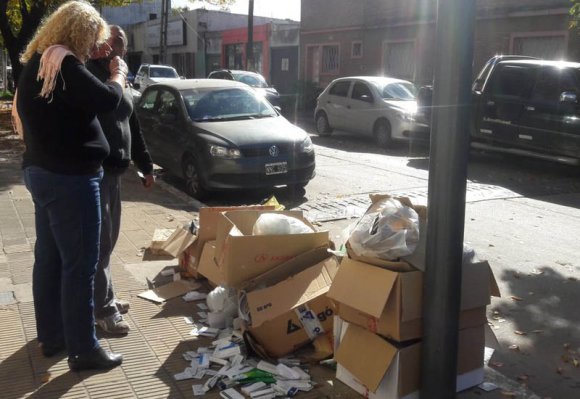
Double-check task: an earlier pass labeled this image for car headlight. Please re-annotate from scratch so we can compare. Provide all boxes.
[397,112,416,122]
[209,145,241,159]
[300,136,314,153]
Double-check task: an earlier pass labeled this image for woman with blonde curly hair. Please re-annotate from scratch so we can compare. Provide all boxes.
[17,0,128,371]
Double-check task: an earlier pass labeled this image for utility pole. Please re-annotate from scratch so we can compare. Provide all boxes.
[420,0,476,398]
[159,0,170,64]
[246,0,254,70]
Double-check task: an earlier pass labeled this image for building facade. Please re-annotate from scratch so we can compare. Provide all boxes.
[300,0,579,88]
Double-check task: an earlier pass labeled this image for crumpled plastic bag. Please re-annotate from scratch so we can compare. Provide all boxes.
[349,198,419,260]
[252,213,314,235]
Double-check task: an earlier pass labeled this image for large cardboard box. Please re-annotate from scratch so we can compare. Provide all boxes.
[214,210,329,288]
[196,241,224,286]
[327,257,500,342]
[335,322,486,398]
[179,205,275,277]
[240,248,338,358]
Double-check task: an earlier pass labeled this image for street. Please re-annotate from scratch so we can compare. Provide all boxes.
[168,122,580,398]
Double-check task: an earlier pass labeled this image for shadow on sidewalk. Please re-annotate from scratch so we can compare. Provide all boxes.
[489,266,580,397]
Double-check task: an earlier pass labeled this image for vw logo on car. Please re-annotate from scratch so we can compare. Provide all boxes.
[269,145,280,157]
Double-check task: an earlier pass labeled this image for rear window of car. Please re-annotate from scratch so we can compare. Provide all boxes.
[150,67,179,78]
[380,82,417,100]
[233,73,268,88]
[183,88,276,121]
[329,81,351,97]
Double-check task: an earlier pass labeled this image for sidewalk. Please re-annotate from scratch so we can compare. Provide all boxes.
[0,124,541,399]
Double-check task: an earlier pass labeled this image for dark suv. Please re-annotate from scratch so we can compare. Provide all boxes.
[208,69,280,106]
[471,56,580,165]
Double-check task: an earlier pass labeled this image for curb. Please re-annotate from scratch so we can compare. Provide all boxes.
[154,174,207,211]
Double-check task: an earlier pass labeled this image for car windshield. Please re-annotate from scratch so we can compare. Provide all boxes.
[379,82,417,101]
[182,87,278,122]
[232,73,269,88]
[150,67,179,78]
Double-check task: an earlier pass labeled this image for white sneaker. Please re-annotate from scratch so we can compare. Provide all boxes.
[96,313,130,335]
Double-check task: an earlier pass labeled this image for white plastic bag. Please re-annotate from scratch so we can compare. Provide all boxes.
[252,213,314,235]
[349,198,419,260]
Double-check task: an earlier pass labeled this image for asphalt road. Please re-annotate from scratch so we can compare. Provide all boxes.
[161,123,580,398]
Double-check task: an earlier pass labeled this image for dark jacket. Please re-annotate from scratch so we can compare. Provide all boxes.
[86,59,153,175]
[18,54,122,174]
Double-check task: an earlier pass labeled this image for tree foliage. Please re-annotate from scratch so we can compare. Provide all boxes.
[571,0,580,28]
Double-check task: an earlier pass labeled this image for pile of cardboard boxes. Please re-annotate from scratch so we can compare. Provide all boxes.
[157,195,499,397]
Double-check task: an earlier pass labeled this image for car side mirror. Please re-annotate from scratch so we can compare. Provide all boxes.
[273,105,282,113]
[360,94,373,103]
[560,91,577,104]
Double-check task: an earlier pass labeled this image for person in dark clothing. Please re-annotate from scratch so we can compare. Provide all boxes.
[17,1,128,371]
[86,25,155,335]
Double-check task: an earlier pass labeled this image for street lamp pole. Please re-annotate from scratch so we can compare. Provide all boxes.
[421,0,476,398]
[159,0,169,64]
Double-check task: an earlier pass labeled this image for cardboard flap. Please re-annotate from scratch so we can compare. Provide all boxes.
[161,227,197,258]
[198,205,275,242]
[328,257,398,319]
[196,241,225,286]
[137,280,200,303]
[488,263,501,297]
[461,261,494,309]
[335,323,397,393]
[244,255,339,327]
[484,323,500,350]
[242,247,331,291]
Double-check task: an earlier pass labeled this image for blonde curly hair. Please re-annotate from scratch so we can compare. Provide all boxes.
[20,1,109,64]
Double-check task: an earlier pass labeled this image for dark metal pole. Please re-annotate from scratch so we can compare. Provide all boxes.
[246,0,254,70]
[420,0,476,398]
[159,0,169,64]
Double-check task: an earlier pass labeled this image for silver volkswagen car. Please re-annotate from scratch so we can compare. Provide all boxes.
[314,76,429,147]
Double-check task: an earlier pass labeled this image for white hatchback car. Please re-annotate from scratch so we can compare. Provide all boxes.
[314,76,429,147]
[133,64,181,92]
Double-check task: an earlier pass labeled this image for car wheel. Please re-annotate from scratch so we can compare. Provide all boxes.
[374,119,392,148]
[182,155,209,200]
[287,183,307,198]
[315,112,333,136]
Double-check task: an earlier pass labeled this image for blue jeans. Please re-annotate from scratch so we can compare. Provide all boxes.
[24,166,102,356]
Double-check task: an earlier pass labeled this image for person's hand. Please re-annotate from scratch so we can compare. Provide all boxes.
[91,42,112,60]
[143,174,155,189]
[109,56,128,76]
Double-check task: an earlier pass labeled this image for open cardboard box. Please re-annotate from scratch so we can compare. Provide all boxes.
[214,209,329,288]
[178,205,275,277]
[239,247,338,358]
[196,240,224,287]
[328,257,500,342]
[335,320,490,399]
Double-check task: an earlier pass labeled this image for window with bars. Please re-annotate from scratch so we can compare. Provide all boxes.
[351,41,363,58]
[321,45,339,74]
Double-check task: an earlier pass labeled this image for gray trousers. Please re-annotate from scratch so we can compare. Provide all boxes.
[94,171,122,319]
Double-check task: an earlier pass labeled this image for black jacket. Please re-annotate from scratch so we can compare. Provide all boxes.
[18,54,122,174]
[86,59,153,175]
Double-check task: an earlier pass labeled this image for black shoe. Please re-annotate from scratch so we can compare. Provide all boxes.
[39,342,66,358]
[68,347,123,372]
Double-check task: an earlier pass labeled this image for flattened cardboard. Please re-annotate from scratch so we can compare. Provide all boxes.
[328,257,496,341]
[214,210,329,288]
[138,280,200,303]
[179,205,275,276]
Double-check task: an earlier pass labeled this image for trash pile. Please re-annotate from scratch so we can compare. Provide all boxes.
[144,194,501,398]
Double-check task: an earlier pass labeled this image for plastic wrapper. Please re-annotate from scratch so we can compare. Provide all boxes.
[252,213,314,235]
[349,198,419,260]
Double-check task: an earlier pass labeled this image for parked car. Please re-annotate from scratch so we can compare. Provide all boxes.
[208,69,281,106]
[133,64,180,92]
[135,79,315,199]
[314,76,429,148]
[470,55,580,165]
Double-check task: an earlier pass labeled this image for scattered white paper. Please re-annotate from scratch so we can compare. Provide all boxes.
[183,291,208,302]
[276,363,301,380]
[184,316,194,325]
[241,382,267,395]
[197,311,208,318]
[160,268,175,277]
[256,360,278,375]
[478,382,498,392]
[173,367,195,381]
[192,384,207,396]
[197,303,209,310]
[220,388,245,399]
